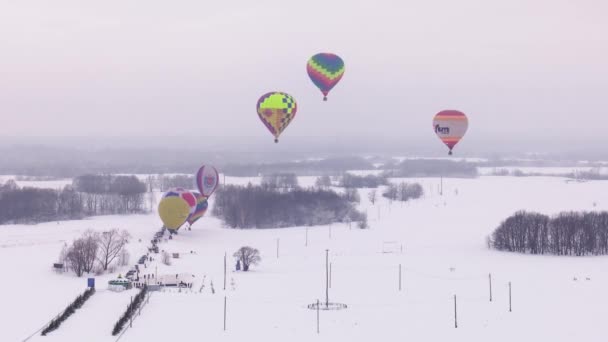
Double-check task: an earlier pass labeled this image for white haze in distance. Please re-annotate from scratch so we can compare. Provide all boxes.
[1,0,607,152]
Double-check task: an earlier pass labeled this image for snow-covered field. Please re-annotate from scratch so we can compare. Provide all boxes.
[2,175,608,341]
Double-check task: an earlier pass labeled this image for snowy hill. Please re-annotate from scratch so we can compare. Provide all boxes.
[3,175,608,341]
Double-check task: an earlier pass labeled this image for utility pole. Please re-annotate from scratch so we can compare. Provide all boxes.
[454,294,458,328]
[223,252,227,291]
[223,296,227,331]
[399,264,402,291]
[509,282,512,312]
[489,273,492,302]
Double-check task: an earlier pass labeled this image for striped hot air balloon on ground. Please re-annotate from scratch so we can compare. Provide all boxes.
[256,92,298,143]
[432,110,469,155]
[187,192,209,226]
[307,53,345,101]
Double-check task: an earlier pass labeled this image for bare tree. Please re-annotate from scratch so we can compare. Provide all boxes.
[233,246,261,272]
[82,231,99,273]
[97,229,131,271]
[368,189,377,205]
[66,232,99,277]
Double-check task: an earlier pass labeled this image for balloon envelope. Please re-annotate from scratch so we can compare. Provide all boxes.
[432,110,468,155]
[187,192,209,225]
[163,188,197,217]
[196,165,219,198]
[158,196,190,230]
[307,53,345,100]
[256,92,297,142]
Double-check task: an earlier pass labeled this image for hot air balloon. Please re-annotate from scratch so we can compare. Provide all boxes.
[162,188,197,229]
[158,194,191,231]
[256,92,297,143]
[187,192,209,226]
[196,165,219,198]
[163,188,197,217]
[307,53,345,101]
[433,110,469,155]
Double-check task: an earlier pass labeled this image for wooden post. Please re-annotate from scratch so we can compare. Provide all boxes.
[509,282,512,312]
[454,294,458,328]
[223,252,227,291]
[489,273,492,302]
[329,224,332,239]
[276,238,280,259]
[316,299,320,334]
[223,296,227,331]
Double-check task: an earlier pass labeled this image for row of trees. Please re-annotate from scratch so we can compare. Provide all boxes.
[73,175,147,215]
[489,211,608,255]
[0,182,83,224]
[60,229,131,276]
[112,286,148,335]
[0,175,147,224]
[41,287,95,336]
[212,184,367,229]
[382,182,424,202]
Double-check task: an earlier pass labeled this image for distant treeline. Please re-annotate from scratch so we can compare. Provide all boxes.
[0,175,147,225]
[383,160,478,178]
[487,168,608,180]
[212,184,367,229]
[338,173,387,188]
[489,211,608,256]
[222,157,375,176]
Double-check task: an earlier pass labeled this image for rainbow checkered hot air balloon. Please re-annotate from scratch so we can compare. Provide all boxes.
[256,91,297,143]
[307,53,345,101]
[187,192,208,226]
[432,110,469,155]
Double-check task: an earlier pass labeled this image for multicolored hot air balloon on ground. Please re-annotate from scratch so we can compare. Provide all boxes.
[256,92,297,143]
[160,188,197,230]
[158,192,191,231]
[187,192,209,226]
[196,165,219,198]
[433,110,469,155]
[307,53,345,101]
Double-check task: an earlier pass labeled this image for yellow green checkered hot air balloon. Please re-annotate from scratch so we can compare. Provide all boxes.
[256,91,297,143]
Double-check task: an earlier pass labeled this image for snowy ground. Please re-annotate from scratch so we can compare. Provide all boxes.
[2,174,608,341]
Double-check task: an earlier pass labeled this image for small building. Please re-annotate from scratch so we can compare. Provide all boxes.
[108,279,132,291]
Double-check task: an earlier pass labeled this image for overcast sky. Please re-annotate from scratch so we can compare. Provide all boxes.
[1,0,607,153]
